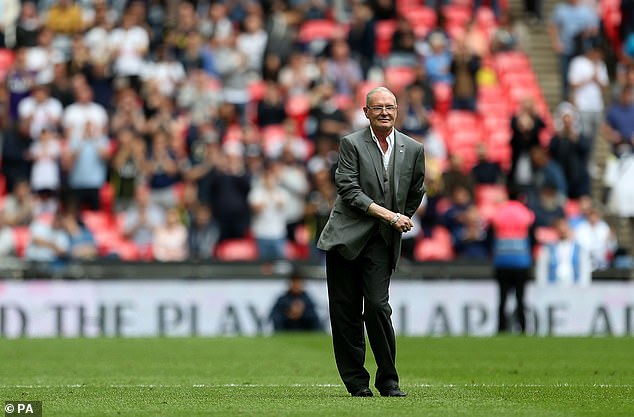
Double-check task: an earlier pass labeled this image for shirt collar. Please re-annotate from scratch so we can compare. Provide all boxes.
[369,126,395,148]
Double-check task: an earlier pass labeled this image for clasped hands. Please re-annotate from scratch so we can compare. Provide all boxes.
[390,213,413,233]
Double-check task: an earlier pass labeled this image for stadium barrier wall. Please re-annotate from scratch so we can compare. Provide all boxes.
[1,280,633,338]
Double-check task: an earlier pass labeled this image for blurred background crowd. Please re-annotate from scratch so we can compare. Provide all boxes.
[0,0,632,273]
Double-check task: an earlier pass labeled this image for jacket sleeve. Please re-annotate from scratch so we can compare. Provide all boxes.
[334,135,374,213]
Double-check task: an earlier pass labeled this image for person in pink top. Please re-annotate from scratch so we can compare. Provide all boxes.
[491,187,535,334]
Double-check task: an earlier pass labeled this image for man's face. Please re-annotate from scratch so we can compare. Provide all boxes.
[364,90,397,132]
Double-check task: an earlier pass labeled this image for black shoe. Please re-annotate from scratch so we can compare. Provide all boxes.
[351,388,374,397]
[379,387,407,397]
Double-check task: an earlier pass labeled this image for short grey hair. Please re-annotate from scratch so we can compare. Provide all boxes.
[365,86,397,107]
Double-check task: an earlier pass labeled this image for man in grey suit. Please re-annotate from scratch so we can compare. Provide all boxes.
[318,87,426,397]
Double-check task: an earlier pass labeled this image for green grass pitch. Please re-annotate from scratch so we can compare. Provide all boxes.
[0,336,632,416]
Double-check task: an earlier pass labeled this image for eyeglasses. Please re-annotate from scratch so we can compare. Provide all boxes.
[367,105,398,113]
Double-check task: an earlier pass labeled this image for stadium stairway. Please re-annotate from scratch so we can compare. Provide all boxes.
[507,0,633,253]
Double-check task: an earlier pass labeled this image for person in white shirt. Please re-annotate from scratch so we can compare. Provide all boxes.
[536,216,592,287]
[236,13,268,75]
[18,83,63,140]
[567,38,609,160]
[248,162,289,261]
[62,83,108,140]
[108,10,149,81]
[574,206,617,270]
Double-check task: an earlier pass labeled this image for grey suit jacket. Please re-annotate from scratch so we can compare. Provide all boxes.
[317,127,426,270]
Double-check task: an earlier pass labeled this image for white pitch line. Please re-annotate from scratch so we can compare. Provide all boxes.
[0,383,631,389]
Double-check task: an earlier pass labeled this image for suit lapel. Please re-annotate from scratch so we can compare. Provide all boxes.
[394,130,405,206]
[364,129,385,193]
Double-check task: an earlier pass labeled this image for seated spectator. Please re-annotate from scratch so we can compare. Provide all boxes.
[61,207,98,260]
[472,144,504,185]
[0,211,16,257]
[269,268,322,332]
[443,184,474,244]
[536,217,592,287]
[153,206,188,262]
[529,181,566,228]
[249,162,289,262]
[529,146,567,203]
[388,17,418,67]
[3,179,35,227]
[442,154,475,198]
[549,102,591,199]
[604,84,634,157]
[575,205,617,270]
[123,186,165,249]
[257,82,287,127]
[188,204,220,261]
[25,211,69,265]
[454,205,491,259]
[424,32,453,85]
[398,83,432,138]
[64,121,110,211]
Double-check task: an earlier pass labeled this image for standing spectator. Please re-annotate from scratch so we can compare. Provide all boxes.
[548,0,599,100]
[305,81,349,143]
[110,128,146,211]
[199,2,233,48]
[549,102,591,199]
[248,162,289,261]
[509,97,545,192]
[27,126,62,197]
[269,268,322,332]
[64,121,110,210]
[25,28,64,85]
[208,149,251,242]
[305,167,336,257]
[347,2,375,77]
[450,40,481,111]
[18,83,63,141]
[324,38,363,96]
[214,33,251,122]
[279,51,320,97]
[528,146,567,203]
[442,184,475,245]
[144,130,181,208]
[152,206,188,262]
[575,205,617,270]
[257,82,287,127]
[0,0,19,48]
[278,147,310,244]
[108,9,149,90]
[45,0,84,58]
[567,38,608,165]
[83,0,114,64]
[236,12,268,76]
[529,181,566,228]
[442,154,475,198]
[491,188,535,334]
[3,179,35,227]
[398,83,432,138]
[164,1,198,61]
[142,44,186,98]
[187,204,220,261]
[15,1,42,49]
[62,84,108,141]
[536,216,592,286]
[6,47,37,120]
[0,123,32,193]
[472,144,504,185]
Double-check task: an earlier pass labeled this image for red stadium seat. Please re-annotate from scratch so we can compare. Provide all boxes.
[564,199,581,218]
[383,66,417,93]
[0,49,15,81]
[215,239,258,261]
[402,6,437,37]
[475,184,508,207]
[298,19,342,43]
[414,226,454,261]
[248,81,267,103]
[375,19,398,58]
[13,227,30,258]
[535,226,559,245]
[433,82,453,114]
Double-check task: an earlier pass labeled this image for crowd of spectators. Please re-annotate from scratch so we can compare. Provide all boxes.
[0,0,630,272]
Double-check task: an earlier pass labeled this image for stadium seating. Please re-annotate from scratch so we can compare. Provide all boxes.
[414,226,454,261]
[215,238,258,261]
[375,19,398,58]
